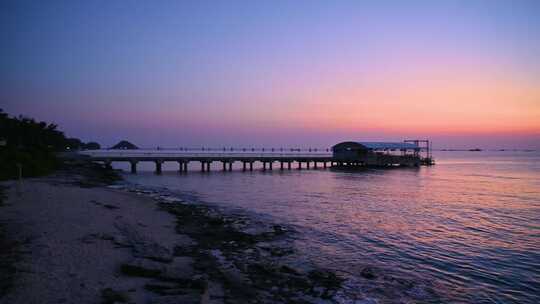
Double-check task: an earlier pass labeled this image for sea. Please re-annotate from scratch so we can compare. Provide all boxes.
[113,151,540,303]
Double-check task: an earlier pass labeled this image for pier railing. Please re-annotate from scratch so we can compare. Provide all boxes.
[101,147,331,152]
[81,150,332,159]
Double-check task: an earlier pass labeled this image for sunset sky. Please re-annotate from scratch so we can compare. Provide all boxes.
[2,0,539,149]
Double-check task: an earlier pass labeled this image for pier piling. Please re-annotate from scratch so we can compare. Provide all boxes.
[179,161,184,172]
[155,160,162,175]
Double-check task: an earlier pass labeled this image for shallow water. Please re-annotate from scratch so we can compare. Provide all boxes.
[116,151,540,303]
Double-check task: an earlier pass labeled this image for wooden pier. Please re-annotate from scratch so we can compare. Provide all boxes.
[80,140,433,174]
[81,150,335,174]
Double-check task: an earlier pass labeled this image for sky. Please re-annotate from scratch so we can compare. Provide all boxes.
[1,0,539,149]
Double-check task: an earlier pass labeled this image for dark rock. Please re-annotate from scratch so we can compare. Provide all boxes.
[272,225,287,235]
[98,233,115,241]
[160,256,195,281]
[284,275,311,291]
[202,281,225,303]
[360,267,377,280]
[148,294,201,304]
[101,288,129,304]
[313,286,325,297]
[79,233,115,244]
[355,298,378,304]
[268,246,294,257]
[102,204,119,210]
[308,269,343,298]
[280,265,300,275]
[120,259,164,278]
[144,282,193,296]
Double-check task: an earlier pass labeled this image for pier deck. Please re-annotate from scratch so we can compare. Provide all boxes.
[81,150,334,173]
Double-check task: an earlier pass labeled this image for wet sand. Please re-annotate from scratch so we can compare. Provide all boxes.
[0,165,344,304]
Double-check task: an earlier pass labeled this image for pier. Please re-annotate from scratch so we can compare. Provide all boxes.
[81,150,334,174]
[80,140,433,174]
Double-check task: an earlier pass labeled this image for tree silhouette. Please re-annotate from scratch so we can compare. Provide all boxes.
[0,109,100,180]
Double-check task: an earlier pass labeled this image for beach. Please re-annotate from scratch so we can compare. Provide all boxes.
[1,151,539,303]
[0,164,344,304]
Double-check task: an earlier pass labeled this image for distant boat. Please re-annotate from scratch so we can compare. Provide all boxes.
[468,148,482,152]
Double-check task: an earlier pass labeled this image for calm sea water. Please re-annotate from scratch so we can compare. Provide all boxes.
[115,151,540,303]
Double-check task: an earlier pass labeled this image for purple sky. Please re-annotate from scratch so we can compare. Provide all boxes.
[2,0,539,149]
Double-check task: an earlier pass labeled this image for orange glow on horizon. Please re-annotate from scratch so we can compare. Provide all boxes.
[260,64,540,135]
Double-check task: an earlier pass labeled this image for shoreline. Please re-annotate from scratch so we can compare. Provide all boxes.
[114,183,345,302]
[0,163,347,304]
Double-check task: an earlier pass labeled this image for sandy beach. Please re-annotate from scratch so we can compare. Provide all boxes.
[0,165,344,304]
[0,178,195,303]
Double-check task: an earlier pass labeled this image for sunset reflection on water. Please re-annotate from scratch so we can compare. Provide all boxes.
[121,151,540,303]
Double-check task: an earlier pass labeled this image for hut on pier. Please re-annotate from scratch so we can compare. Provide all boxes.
[331,141,426,167]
